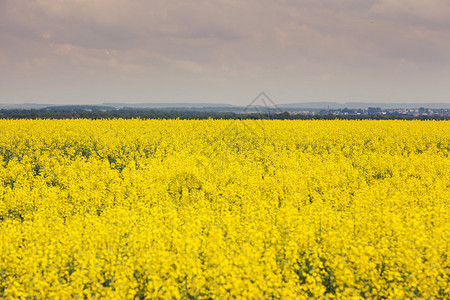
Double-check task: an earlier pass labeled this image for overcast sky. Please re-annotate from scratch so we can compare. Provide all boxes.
[1,0,450,105]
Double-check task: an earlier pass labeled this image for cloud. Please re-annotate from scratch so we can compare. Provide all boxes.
[370,0,450,25]
[1,0,450,103]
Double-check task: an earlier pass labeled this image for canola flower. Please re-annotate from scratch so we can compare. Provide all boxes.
[0,119,449,299]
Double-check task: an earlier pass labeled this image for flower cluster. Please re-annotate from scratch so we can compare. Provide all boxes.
[0,119,448,299]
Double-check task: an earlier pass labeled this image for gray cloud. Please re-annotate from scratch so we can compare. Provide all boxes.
[1,0,449,103]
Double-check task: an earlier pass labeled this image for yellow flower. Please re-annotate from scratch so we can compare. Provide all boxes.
[0,119,448,298]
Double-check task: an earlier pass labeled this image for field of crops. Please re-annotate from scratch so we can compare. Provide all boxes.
[0,119,449,299]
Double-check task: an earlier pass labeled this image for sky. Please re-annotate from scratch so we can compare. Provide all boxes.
[1,0,450,105]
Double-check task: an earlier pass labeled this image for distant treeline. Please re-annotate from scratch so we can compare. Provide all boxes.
[0,108,448,120]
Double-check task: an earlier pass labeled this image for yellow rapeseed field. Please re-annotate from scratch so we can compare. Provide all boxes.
[0,119,449,299]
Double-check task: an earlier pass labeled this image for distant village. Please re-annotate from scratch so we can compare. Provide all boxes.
[287,107,450,117]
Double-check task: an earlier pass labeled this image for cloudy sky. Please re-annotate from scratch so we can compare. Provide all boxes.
[1,0,450,105]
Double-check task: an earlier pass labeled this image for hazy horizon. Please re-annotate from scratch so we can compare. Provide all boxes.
[2,99,450,106]
[1,1,450,105]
